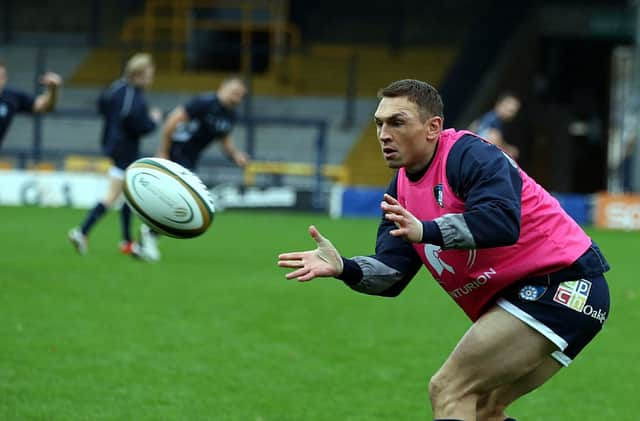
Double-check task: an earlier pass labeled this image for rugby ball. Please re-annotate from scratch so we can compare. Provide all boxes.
[123,157,215,238]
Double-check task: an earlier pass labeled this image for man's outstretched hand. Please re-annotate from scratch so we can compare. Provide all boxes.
[277,225,344,282]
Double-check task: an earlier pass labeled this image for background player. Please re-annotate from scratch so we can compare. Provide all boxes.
[139,76,249,261]
[278,79,610,420]
[470,92,521,160]
[68,53,162,258]
[157,76,248,168]
[0,60,62,150]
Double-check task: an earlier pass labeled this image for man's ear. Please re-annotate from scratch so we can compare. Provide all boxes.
[426,116,443,142]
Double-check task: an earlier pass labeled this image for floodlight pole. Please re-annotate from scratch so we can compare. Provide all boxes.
[32,47,45,163]
[2,0,13,43]
[633,0,640,192]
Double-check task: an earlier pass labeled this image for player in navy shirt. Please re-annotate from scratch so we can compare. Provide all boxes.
[471,92,520,160]
[138,77,248,261]
[157,76,248,169]
[0,61,62,149]
[68,53,162,259]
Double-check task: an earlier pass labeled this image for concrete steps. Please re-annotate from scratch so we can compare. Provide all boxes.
[65,42,458,187]
[68,44,457,96]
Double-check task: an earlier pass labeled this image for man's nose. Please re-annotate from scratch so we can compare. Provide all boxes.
[378,124,392,141]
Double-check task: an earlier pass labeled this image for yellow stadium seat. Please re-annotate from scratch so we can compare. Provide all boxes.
[27,161,56,172]
[64,155,112,173]
[244,161,349,185]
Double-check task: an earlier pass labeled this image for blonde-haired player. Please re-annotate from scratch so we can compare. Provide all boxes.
[68,53,162,258]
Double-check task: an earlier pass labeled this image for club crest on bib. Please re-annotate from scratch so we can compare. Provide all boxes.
[433,184,444,208]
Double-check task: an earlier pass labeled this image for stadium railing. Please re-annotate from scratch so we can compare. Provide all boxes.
[244,161,349,186]
[2,108,337,211]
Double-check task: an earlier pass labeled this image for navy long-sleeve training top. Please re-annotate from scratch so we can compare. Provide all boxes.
[337,134,523,297]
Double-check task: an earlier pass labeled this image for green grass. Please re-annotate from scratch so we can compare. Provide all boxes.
[0,206,637,420]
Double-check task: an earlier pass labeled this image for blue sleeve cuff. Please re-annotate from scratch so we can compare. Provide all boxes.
[421,221,443,246]
[336,257,363,286]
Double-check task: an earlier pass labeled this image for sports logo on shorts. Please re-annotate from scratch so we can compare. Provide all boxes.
[518,285,546,301]
[553,279,591,312]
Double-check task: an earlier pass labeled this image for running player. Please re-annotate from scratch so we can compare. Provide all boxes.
[138,76,248,261]
[68,53,161,258]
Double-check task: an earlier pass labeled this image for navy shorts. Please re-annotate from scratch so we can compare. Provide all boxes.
[103,142,139,175]
[105,153,137,180]
[110,154,136,171]
[496,244,611,366]
[169,143,196,171]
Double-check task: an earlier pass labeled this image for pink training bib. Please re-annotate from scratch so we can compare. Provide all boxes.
[396,129,591,320]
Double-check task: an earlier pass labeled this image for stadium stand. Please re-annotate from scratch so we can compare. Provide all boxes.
[2,0,634,210]
[1,44,380,188]
[61,0,460,188]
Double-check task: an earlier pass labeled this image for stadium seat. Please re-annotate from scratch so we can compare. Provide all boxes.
[27,161,56,172]
[244,161,349,185]
[64,155,112,173]
[0,160,13,170]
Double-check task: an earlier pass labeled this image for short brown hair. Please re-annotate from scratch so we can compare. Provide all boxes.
[496,91,518,103]
[378,79,444,121]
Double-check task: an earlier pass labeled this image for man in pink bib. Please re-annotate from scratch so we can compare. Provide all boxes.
[278,79,610,421]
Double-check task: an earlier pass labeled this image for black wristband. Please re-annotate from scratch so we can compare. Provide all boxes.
[422,220,444,246]
[335,257,363,286]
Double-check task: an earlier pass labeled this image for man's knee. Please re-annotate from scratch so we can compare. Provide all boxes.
[428,371,479,413]
[476,391,507,420]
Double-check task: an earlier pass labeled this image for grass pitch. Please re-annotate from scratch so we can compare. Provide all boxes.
[0,206,637,420]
